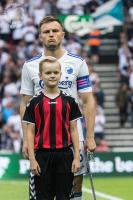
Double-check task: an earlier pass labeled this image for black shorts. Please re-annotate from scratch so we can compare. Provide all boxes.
[33,147,74,200]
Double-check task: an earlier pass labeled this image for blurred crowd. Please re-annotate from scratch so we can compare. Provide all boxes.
[116,0,133,128]
[0,0,129,153]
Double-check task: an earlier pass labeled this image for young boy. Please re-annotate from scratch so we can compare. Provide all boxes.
[23,56,81,200]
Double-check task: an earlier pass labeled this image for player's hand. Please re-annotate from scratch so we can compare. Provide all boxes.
[85,137,96,152]
[30,159,41,176]
[22,140,29,159]
[72,158,80,173]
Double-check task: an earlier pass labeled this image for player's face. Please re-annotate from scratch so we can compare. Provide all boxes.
[39,21,64,51]
[39,63,61,88]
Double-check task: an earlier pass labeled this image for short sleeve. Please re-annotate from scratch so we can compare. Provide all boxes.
[20,62,34,96]
[77,60,92,93]
[23,99,35,124]
[69,98,82,121]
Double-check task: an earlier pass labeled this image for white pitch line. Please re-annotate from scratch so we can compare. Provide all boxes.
[83,187,124,200]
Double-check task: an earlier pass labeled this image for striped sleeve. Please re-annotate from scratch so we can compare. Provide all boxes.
[69,98,82,121]
[23,99,35,124]
[77,60,92,93]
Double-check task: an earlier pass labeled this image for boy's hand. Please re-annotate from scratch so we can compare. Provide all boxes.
[72,158,80,173]
[30,159,41,176]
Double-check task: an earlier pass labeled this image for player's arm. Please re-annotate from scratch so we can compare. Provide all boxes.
[27,123,41,176]
[77,59,96,151]
[20,62,34,158]
[79,92,96,152]
[20,94,32,158]
[70,120,80,173]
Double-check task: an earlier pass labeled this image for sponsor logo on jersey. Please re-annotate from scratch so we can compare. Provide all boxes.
[65,67,73,74]
[58,80,72,89]
[48,102,57,104]
[39,79,72,89]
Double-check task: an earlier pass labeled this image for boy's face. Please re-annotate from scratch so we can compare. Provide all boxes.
[39,62,61,88]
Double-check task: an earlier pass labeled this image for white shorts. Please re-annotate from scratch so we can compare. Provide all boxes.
[75,141,88,176]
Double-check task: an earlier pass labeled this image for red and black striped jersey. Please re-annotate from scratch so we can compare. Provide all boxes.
[23,91,82,150]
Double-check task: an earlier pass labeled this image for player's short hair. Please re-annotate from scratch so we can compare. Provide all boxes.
[39,56,61,73]
[39,16,64,32]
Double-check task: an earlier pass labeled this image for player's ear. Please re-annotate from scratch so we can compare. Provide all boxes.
[39,33,43,42]
[62,32,65,39]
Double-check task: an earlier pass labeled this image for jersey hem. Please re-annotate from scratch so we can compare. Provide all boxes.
[70,116,83,122]
[78,88,92,93]
[22,120,35,124]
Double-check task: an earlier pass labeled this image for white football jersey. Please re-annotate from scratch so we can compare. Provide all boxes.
[20,51,92,141]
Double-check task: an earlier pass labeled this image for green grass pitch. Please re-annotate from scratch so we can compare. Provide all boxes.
[0,177,132,200]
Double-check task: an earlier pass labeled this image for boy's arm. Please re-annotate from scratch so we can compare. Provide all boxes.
[70,120,80,173]
[27,123,41,176]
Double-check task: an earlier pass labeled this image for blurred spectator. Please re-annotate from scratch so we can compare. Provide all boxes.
[33,4,46,26]
[12,24,24,44]
[56,0,73,14]
[115,84,129,127]
[119,32,127,44]
[94,82,105,108]
[0,6,11,42]
[94,105,106,144]
[95,138,108,152]
[66,37,81,54]
[128,36,133,55]
[129,5,133,21]
[0,40,10,72]
[16,40,27,60]
[22,18,37,45]
[43,0,52,16]
[2,96,15,122]
[7,107,22,138]
[0,122,14,152]
[85,0,99,14]
[87,29,101,63]
[72,0,85,15]
[129,65,133,89]
[129,88,133,127]
[88,64,100,91]
[0,112,5,129]
[118,43,131,85]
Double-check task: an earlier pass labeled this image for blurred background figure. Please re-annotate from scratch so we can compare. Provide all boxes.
[129,88,133,128]
[94,105,106,145]
[115,84,129,127]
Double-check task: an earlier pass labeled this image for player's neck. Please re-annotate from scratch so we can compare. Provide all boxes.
[43,86,60,99]
[44,48,66,59]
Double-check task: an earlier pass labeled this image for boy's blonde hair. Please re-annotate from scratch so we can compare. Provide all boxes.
[39,56,61,73]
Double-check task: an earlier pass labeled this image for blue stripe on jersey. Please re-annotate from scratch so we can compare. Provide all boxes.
[77,75,90,81]
[67,53,84,61]
[26,53,42,63]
